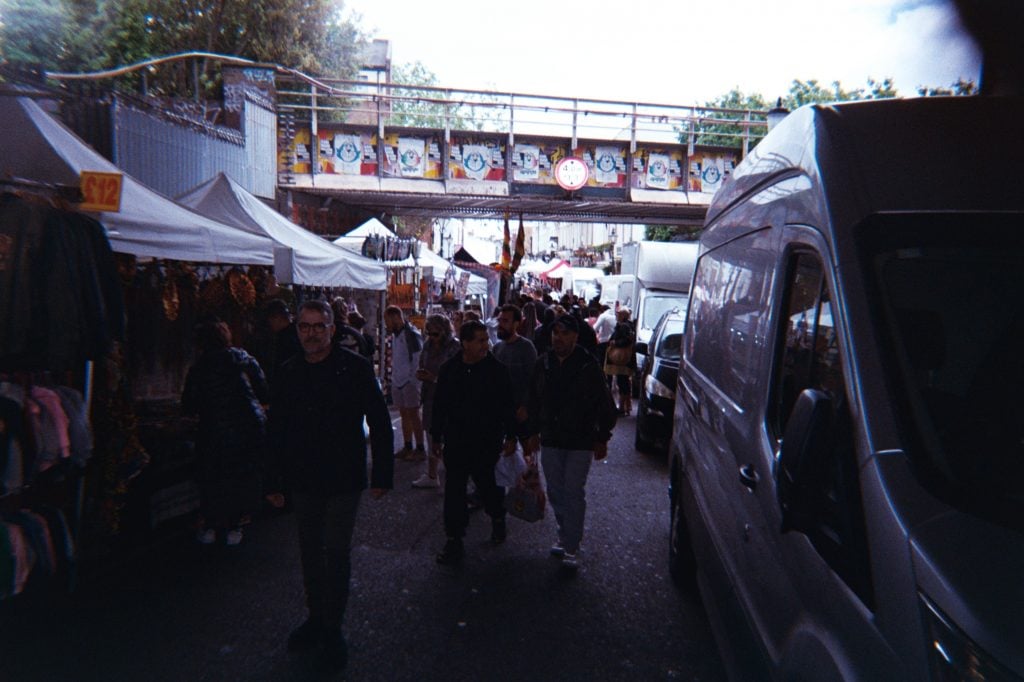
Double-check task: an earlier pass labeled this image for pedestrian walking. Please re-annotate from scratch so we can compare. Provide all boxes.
[604,307,636,416]
[431,320,518,565]
[412,314,461,489]
[492,304,537,428]
[385,305,426,462]
[181,318,269,547]
[524,314,617,573]
[267,300,393,673]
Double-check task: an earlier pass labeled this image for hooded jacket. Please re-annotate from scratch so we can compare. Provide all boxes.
[526,344,617,451]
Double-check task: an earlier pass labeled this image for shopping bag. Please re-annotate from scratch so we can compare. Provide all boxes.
[504,466,546,522]
[494,448,528,488]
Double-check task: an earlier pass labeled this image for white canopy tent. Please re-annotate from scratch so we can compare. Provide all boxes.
[334,219,489,297]
[177,173,386,290]
[0,95,271,264]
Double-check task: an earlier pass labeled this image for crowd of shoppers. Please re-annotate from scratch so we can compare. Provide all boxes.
[179,287,631,674]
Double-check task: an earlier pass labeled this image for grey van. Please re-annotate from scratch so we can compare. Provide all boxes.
[668,97,1022,681]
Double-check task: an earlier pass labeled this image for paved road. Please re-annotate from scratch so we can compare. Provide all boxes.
[1,413,726,681]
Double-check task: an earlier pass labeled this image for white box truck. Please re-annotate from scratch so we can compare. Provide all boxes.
[620,240,699,373]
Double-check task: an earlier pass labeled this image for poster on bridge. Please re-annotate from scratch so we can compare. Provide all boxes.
[646,152,671,189]
[594,146,622,184]
[514,144,541,181]
[398,137,426,177]
[700,155,725,193]
[461,144,490,181]
[333,134,363,174]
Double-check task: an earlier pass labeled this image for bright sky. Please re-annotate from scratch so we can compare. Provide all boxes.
[346,0,981,105]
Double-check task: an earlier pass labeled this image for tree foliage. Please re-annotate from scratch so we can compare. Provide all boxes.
[685,76,972,150]
[1,0,366,95]
[387,60,504,132]
[644,225,700,242]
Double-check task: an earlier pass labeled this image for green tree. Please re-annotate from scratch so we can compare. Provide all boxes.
[387,60,504,132]
[686,77,902,150]
[0,0,70,71]
[683,87,769,148]
[1,0,367,96]
[917,78,978,96]
[644,225,700,242]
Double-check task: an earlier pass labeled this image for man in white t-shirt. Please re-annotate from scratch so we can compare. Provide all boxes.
[593,304,618,384]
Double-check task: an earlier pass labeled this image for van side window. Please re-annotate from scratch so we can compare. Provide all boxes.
[686,233,772,405]
[772,252,874,608]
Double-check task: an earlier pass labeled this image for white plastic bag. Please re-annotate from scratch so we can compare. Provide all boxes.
[494,447,528,488]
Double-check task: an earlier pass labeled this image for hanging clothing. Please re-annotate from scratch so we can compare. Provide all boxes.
[0,195,125,371]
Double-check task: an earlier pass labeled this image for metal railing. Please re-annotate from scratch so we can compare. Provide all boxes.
[275,74,771,154]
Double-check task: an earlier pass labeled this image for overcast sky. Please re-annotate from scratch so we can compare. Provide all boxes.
[346,0,981,104]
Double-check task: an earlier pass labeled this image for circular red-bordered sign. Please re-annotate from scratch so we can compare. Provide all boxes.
[554,156,589,191]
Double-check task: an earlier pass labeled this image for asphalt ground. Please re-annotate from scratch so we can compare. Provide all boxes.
[0,412,727,682]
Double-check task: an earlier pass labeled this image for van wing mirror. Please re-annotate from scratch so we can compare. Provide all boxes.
[634,341,648,356]
[776,389,833,534]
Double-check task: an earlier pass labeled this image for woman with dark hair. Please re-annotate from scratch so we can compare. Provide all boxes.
[182,318,270,546]
[347,310,376,363]
[412,314,461,488]
[518,301,538,341]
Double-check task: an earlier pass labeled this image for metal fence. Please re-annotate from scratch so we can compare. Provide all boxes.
[111,96,275,199]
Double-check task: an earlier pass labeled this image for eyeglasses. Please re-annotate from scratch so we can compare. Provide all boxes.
[297,322,329,334]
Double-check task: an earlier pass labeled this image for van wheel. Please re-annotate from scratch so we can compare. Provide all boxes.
[669,485,697,588]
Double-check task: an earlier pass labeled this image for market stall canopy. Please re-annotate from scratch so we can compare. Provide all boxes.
[0,95,271,264]
[178,173,386,290]
[540,259,571,280]
[334,219,487,296]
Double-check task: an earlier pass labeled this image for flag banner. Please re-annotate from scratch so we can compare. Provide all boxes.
[646,152,670,190]
[398,137,426,177]
[334,134,362,174]
[501,213,512,270]
[511,214,526,273]
[514,144,540,181]
[461,144,490,181]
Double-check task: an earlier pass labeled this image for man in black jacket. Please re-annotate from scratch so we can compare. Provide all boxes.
[431,320,518,564]
[268,300,393,673]
[525,314,617,573]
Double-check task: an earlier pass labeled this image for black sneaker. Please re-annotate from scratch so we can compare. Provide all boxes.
[490,518,507,545]
[287,618,322,652]
[436,538,464,565]
[315,630,348,673]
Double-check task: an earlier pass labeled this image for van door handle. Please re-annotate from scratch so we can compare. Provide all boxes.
[739,464,759,491]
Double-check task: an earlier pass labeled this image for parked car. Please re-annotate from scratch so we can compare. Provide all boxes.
[668,96,1023,681]
[634,308,685,453]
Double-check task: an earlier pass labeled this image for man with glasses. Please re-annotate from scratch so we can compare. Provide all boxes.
[268,300,393,673]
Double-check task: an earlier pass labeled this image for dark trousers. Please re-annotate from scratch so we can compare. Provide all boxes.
[293,490,362,630]
[596,342,612,387]
[443,451,505,538]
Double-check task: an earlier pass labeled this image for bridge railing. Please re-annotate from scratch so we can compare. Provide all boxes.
[275,74,769,154]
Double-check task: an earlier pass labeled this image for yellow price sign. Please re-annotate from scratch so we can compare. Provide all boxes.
[80,171,123,212]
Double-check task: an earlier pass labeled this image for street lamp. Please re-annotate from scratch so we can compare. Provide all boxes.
[766,97,790,132]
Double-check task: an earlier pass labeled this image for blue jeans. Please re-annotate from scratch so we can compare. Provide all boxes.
[541,447,594,554]
[293,490,362,630]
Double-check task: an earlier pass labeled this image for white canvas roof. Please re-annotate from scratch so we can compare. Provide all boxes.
[334,220,488,296]
[178,173,386,290]
[0,95,271,265]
